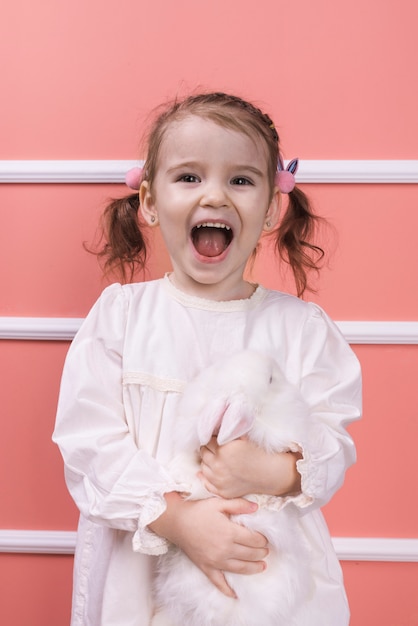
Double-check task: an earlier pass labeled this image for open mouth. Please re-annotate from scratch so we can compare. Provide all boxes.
[191,222,233,258]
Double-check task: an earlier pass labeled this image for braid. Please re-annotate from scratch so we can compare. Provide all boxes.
[186,92,279,142]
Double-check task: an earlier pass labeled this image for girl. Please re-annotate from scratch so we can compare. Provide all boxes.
[53,92,362,626]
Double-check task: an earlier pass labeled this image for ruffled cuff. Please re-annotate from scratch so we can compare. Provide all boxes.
[132,493,169,555]
[132,475,191,555]
[253,442,323,512]
[293,445,325,509]
[251,490,313,512]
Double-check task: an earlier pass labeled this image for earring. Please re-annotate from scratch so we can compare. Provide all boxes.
[150,216,156,223]
[265,219,271,228]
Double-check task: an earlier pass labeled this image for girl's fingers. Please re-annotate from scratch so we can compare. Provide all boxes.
[219,500,267,538]
[205,559,266,598]
[202,435,218,453]
[196,470,218,496]
[224,558,267,576]
[229,541,269,562]
[218,496,258,517]
[208,569,237,598]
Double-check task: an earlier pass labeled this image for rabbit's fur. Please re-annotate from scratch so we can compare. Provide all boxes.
[152,350,313,626]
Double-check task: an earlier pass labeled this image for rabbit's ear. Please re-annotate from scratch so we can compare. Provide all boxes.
[217,399,254,445]
[197,399,228,446]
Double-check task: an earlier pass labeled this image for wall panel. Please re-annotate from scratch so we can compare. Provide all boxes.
[1,0,417,624]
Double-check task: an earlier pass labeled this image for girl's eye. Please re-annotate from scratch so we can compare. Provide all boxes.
[231,177,253,186]
[178,174,200,183]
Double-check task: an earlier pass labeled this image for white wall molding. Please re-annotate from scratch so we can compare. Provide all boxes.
[1,160,417,184]
[296,160,418,184]
[1,317,417,344]
[1,530,417,561]
[337,321,418,344]
[332,537,418,562]
[0,160,136,184]
[0,317,82,341]
[0,530,77,555]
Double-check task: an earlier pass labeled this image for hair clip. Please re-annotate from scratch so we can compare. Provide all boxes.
[275,157,298,194]
[125,167,143,190]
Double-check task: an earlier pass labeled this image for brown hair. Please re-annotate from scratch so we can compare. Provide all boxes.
[96,92,324,296]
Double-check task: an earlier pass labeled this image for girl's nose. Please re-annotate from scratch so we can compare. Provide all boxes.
[200,181,229,208]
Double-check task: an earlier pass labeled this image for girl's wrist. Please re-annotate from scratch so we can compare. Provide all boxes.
[261,450,302,497]
[148,491,185,543]
[283,450,303,496]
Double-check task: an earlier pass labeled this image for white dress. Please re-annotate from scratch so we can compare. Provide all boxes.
[53,276,362,626]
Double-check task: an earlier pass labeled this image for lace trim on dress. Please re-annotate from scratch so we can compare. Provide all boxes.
[162,274,267,312]
[250,444,315,512]
[251,493,313,511]
[294,450,319,508]
[123,372,186,393]
[132,494,170,556]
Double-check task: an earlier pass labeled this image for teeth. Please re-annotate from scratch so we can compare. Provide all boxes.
[195,222,231,230]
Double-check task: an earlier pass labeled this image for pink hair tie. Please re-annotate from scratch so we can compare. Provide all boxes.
[125,166,143,190]
[275,157,298,194]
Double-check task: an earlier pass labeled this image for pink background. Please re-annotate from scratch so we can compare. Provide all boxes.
[1,0,417,624]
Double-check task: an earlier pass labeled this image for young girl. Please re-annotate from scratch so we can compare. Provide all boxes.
[53,92,362,626]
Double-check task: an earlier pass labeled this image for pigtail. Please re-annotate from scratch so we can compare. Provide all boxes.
[94,193,148,283]
[276,186,325,297]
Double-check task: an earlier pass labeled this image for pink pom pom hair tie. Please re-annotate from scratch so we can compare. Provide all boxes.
[275,157,299,194]
[125,167,143,190]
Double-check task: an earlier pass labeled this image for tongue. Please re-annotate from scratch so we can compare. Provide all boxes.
[193,227,228,257]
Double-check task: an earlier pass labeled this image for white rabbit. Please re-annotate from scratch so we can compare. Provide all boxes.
[151,350,313,626]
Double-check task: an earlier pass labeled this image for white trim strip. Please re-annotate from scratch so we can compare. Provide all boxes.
[1,160,417,184]
[0,160,136,184]
[1,530,417,561]
[1,317,417,344]
[337,321,418,344]
[332,537,418,562]
[0,530,77,555]
[0,317,82,341]
[297,160,418,183]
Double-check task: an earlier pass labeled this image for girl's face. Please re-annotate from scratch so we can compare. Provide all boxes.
[140,115,280,301]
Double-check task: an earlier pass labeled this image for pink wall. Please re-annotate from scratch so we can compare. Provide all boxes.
[1,0,418,624]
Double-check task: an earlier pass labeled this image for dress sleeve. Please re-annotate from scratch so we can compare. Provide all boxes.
[292,304,362,512]
[52,284,181,555]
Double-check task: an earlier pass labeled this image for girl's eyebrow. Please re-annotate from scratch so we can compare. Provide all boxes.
[234,165,264,177]
[166,161,201,173]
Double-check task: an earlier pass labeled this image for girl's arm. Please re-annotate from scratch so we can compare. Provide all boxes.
[53,285,181,554]
[149,492,268,597]
[53,284,269,586]
[200,305,362,509]
[200,438,302,499]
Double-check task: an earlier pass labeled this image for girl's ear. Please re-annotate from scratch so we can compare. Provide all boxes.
[263,188,281,232]
[139,181,159,226]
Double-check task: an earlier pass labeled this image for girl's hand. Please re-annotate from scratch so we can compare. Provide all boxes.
[148,492,268,597]
[199,436,302,499]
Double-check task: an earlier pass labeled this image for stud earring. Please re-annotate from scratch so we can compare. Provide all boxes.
[265,219,271,228]
[150,216,156,223]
